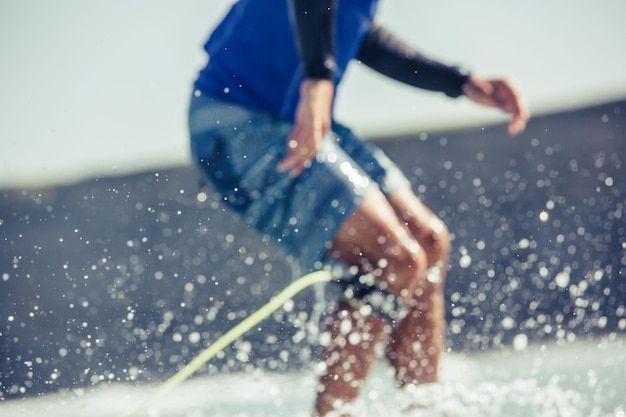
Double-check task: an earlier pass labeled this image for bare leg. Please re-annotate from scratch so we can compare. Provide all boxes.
[314,190,428,416]
[385,189,451,387]
[313,187,451,416]
[313,302,388,416]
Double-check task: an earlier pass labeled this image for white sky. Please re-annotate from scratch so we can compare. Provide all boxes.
[1,0,625,187]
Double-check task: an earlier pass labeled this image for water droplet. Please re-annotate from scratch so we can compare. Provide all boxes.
[459,254,472,269]
[512,333,528,351]
[555,271,570,288]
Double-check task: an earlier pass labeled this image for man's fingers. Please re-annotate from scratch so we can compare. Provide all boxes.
[508,109,530,136]
[277,153,296,173]
[278,135,318,176]
[499,81,529,136]
[508,117,525,136]
[278,154,312,177]
[464,75,530,136]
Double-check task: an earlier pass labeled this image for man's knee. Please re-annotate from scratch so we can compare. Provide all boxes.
[381,238,428,299]
[422,220,449,294]
[411,216,451,269]
[431,218,451,261]
[393,227,447,304]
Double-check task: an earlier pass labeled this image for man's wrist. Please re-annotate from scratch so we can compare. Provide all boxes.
[460,72,474,97]
[300,78,335,94]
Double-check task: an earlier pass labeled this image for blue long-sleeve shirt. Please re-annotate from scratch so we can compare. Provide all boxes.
[194,0,377,120]
[194,0,467,121]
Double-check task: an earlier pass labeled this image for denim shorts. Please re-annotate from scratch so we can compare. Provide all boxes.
[188,92,411,273]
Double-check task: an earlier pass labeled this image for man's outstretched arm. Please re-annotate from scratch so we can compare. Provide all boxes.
[357,24,468,98]
[358,24,529,135]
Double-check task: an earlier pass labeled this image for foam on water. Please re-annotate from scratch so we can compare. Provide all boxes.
[1,336,624,417]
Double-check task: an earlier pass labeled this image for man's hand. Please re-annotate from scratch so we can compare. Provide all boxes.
[462,75,530,136]
[278,79,334,177]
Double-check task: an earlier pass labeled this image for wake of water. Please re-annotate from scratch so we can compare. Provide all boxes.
[1,336,624,417]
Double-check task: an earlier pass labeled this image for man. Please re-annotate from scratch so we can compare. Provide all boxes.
[188,0,529,415]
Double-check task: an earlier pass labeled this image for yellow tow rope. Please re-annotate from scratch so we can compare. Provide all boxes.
[118,270,333,417]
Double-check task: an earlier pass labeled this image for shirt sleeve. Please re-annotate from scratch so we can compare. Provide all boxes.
[357,23,468,98]
[289,0,337,80]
